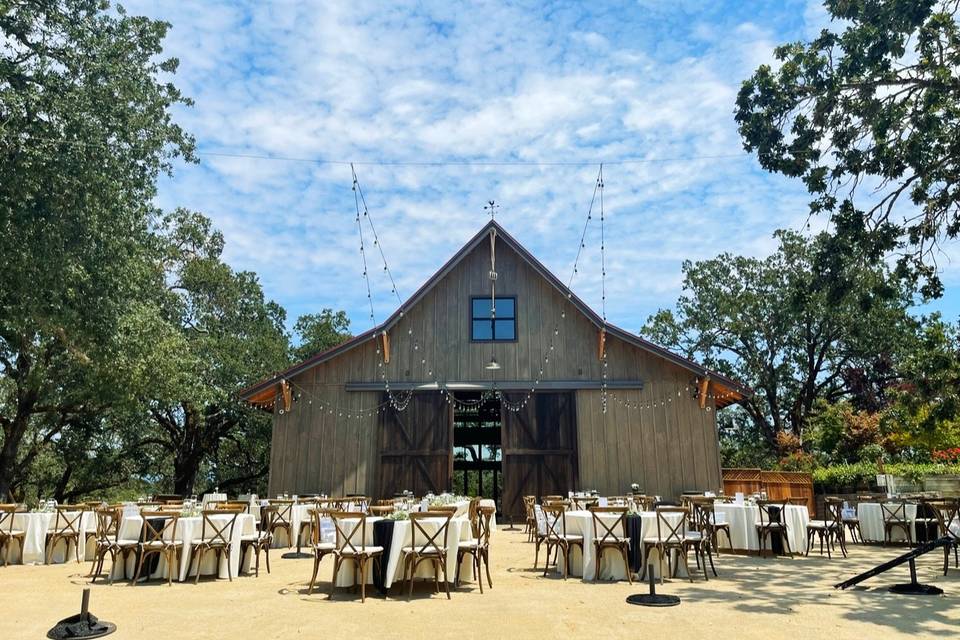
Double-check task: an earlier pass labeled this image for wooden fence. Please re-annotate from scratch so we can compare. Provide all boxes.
[721,468,814,515]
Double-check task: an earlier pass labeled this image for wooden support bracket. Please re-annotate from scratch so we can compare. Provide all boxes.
[281,379,292,413]
[698,377,710,409]
[380,331,390,364]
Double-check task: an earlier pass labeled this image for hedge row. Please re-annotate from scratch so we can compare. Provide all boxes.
[812,462,960,490]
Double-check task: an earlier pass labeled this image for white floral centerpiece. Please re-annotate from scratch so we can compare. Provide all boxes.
[428,493,466,508]
[387,510,409,521]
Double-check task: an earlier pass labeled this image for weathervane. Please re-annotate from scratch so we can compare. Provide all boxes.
[484,200,499,221]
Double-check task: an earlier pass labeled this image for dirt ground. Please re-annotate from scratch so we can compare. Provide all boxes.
[1,528,958,639]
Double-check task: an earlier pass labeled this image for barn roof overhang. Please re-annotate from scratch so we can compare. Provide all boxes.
[240,220,752,409]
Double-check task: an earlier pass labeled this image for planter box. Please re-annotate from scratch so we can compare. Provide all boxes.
[924,475,960,497]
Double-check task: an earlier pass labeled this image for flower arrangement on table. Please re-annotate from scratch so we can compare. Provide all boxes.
[387,510,410,521]
[428,493,466,508]
[629,483,640,494]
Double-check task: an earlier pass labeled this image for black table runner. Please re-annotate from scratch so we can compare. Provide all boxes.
[372,519,395,595]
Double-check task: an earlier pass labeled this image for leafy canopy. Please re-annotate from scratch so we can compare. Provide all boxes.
[736,0,960,297]
[642,230,916,450]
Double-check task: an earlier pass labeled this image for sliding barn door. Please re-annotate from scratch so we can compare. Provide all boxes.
[378,393,452,499]
[501,392,578,518]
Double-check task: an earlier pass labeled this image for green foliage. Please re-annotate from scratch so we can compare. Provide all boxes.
[812,461,960,490]
[806,400,884,463]
[736,0,960,298]
[292,309,351,361]
[643,229,915,451]
[0,0,194,499]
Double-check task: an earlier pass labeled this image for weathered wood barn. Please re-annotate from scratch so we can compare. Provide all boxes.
[241,221,748,516]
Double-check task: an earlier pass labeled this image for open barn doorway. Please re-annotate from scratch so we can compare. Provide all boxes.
[452,392,502,513]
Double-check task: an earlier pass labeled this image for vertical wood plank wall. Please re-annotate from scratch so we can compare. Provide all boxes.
[267,235,723,499]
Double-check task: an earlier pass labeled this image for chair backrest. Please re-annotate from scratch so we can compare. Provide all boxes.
[653,506,688,544]
[217,501,251,513]
[309,508,337,545]
[410,511,451,555]
[200,509,241,545]
[543,495,564,504]
[368,505,394,516]
[94,507,122,543]
[270,500,294,526]
[757,500,789,527]
[330,511,369,554]
[542,505,568,540]
[138,511,179,543]
[533,504,547,536]
[52,506,84,535]
[881,500,908,523]
[468,497,481,522]
[590,506,628,544]
[432,505,458,517]
[824,497,844,527]
[633,495,653,511]
[0,504,20,536]
[933,499,959,540]
[523,495,536,519]
[476,506,495,548]
[154,494,183,504]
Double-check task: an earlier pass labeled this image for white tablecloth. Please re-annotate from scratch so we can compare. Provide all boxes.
[857,503,919,542]
[557,510,685,581]
[111,513,256,581]
[8,511,96,564]
[201,493,227,507]
[715,503,809,554]
[326,515,474,589]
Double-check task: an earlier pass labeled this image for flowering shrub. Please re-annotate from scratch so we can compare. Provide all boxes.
[933,447,960,463]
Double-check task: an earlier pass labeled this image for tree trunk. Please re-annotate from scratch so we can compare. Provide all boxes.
[0,416,29,501]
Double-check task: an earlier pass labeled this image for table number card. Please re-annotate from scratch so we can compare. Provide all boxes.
[598,497,608,507]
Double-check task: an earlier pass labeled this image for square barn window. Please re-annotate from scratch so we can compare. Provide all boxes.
[471,297,516,341]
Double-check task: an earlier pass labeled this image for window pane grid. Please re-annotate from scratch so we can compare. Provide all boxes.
[471,296,516,341]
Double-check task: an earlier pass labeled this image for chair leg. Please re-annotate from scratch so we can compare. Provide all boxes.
[484,548,493,588]
[594,545,602,581]
[440,553,451,599]
[330,556,341,599]
[533,538,540,569]
[359,557,367,603]
[476,552,484,594]
[308,554,320,594]
[194,547,204,584]
[264,545,271,574]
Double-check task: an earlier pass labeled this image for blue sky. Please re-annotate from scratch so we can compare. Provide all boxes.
[126,0,959,337]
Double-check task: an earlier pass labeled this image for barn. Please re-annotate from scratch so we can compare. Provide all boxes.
[240,220,748,517]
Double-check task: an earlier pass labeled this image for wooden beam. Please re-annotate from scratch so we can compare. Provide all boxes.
[345,379,645,391]
[281,379,292,413]
[598,327,606,361]
[380,331,390,364]
[698,377,710,409]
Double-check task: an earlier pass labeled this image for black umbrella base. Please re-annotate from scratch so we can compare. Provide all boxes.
[47,613,116,639]
[889,582,943,595]
[281,551,313,559]
[626,593,681,607]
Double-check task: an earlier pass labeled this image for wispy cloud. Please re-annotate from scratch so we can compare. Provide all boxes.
[127,0,958,332]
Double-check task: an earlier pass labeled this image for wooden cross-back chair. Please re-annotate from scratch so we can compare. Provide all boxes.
[241,505,274,578]
[532,504,549,569]
[523,495,537,541]
[692,500,731,555]
[89,507,137,584]
[368,505,395,516]
[45,505,86,564]
[455,505,494,593]
[542,504,583,580]
[805,497,846,558]
[307,508,338,594]
[642,507,691,584]
[268,499,295,547]
[881,501,912,546]
[189,508,242,583]
[402,511,452,599]
[755,500,792,556]
[932,499,959,575]
[0,504,26,567]
[590,506,632,583]
[132,511,182,585]
[330,511,382,603]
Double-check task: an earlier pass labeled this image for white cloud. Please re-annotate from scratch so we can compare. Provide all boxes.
[129,0,959,336]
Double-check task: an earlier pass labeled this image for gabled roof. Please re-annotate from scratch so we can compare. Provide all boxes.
[240,220,751,407]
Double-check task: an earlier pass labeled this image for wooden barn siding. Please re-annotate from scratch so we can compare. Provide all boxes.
[268,235,722,498]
